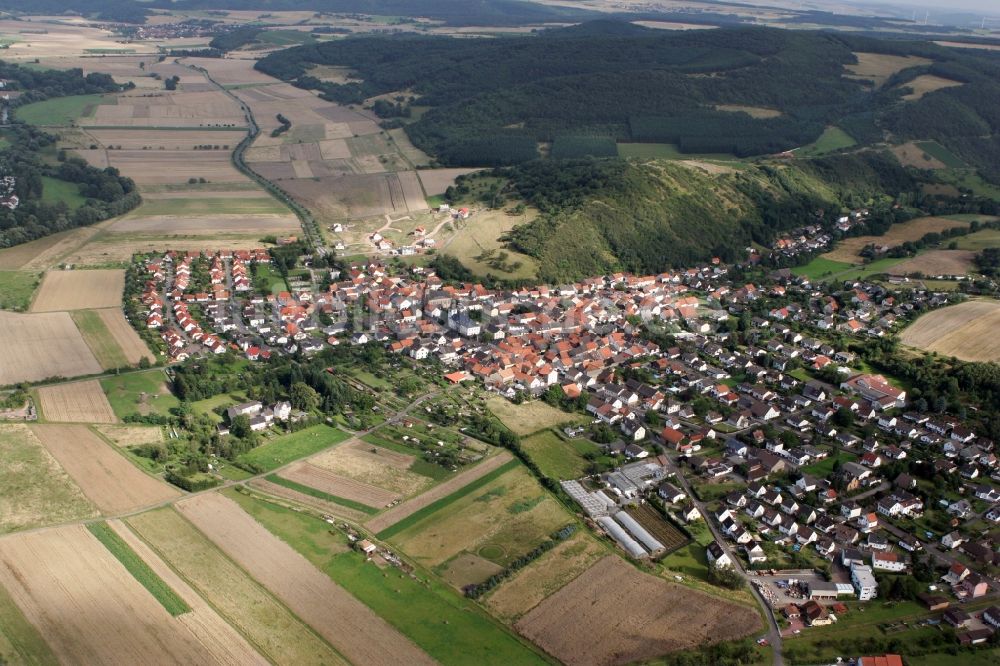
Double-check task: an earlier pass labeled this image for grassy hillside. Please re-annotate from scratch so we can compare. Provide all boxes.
[455,152,913,281]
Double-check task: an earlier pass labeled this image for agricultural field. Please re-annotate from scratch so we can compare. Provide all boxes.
[309,438,433,493]
[521,429,600,480]
[30,269,124,312]
[844,52,932,87]
[30,424,179,514]
[248,477,374,521]
[900,299,1000,362]
[0,525,207,665]
[128,506,349,666]
[885,250,976,277]
[386,464,571,572]
[0,581,58,666]
[485,530,608,622]
[15,93,107,125]
[176,492,436,665]
[953,228,1000,251]
[0,271,40,311]
[0,424,96,534]
[791,256,853,280]
[277,462,398,508]
[821,216,974,264]
[92,308,153,365]
[794,126,856,156]
[0,311,102,384]
[93,424,164,448]
[367,451,515,535]
[417,167,480,196]
[0,224,105,271]
[625,503,690,554]
[71,310,130,369]
[36,380,117,423]
[515,556,761,665]
[486,396,584,436]
[891,141,948,169]
[900,74,963,101]
[235,424,350,472]
[230,489,547,665]
[101,369,180,419]
[714,104,782,118]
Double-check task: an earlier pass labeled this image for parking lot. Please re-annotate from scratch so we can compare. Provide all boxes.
[750,572,830,608]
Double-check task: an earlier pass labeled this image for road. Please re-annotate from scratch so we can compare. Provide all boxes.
[664,455,785,666]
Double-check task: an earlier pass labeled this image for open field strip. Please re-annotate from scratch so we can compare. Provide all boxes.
[71,310,130,369]
[515,556,761,666]
[0,525,209,665]
[95,308,154,364]
[36,380,117,424]
[247,477,372,521]
[0,424,97,534]
[175,492,436,666]
[30,269,124,312]
[128,507,347,665]
[0,579,58,666]
[900,299,1000,362]
[367,451,515,535]
[0,311,102,384]
[278,461,398,508]
[30,424,179,514]
[102,520,269,665]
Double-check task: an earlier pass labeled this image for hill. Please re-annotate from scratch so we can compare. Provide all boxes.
[457,153,914,282]
[256,24,1000,184]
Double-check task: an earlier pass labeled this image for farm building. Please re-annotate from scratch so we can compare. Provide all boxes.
[596,515,647,559]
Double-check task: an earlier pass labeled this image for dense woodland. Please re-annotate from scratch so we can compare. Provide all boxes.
[257,23,1000,179]
[0,62,139,248]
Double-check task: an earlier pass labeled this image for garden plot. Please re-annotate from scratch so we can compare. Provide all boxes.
[176,492,436,666]
[37,380,117,424]
[30,424,179,514]
[515,556,761,666]
[30,269,124,312]
[0,311,102,384]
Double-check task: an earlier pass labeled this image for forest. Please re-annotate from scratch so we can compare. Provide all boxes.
[257,23,1000,179]
[0,63,139,248]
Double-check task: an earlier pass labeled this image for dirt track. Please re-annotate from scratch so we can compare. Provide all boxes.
[31,424,179,514]
[365,451,513,534]
[0,525,208,665]
[176,493,436,666]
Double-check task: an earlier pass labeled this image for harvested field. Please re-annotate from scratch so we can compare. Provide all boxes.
[279,173,414,219]
[37,380,117,424]
[278,462,398,508]
[181,57,278,86]
[105,520,269,666]
[94,308,154,365]
[307,438,431,496]
[397,170,429,210]
[366,450,513,534]
[62,237,270,267]
[86,129,244,151]
[30,269,124,312]
[109,213,299,235]
[128,507,348,666]
[0,424,97,534]
[0,311,102,384]
[822,216,971,264]
[441,552,503,588]
[30,424,179,514]
[106,151,247,185]
[0,525,208,665]
[72,309,129,369]
[0,225,102,270]
[247,478,369,522]
[94,424,163,447]
[486,396,581,436]
[715,104,781,118]
[900,300,1000,362]
[486,531,607,622]
[417,169,478,196]
[389,464,569,568]
[900,74,963,101]
[176,493,436,666]
[886,250,976,277]
[515,556,761,665]
[845,52,932,87]
[892,142,946,169]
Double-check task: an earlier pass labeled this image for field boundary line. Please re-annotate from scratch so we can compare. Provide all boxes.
[376,457,519,539]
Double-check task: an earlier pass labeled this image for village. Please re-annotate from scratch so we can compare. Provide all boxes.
[128,218,1000,654]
